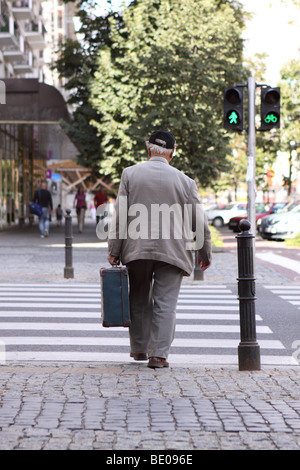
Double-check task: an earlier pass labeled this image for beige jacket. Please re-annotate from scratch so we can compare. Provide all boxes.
[108,156,212,276]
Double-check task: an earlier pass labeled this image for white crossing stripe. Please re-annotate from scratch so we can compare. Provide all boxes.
[0,294,235,301]
[0,302,100,309]
[1,352,298,366]
[0,283,296,366]
[0,337,281,348]
[0,311,262,321]
[0,323,271,333]
[264,285,300,311]
[264,286,300,290]
[257,252,300,275]
[177,306,240,310]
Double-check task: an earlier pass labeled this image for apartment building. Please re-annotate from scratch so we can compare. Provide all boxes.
[0,0,76,85]
[42,0,77,97]
[0,0,45,79]
[0,0,78,228]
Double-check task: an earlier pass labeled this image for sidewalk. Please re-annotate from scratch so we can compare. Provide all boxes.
[0,219,300,450]
[0,217,294,285]
[1,362,300,450]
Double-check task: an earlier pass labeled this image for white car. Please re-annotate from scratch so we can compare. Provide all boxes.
[205,203,247,227]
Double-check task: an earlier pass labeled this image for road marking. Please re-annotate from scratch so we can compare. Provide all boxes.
[0,283,293,366]
[264,285,300,311]
[2,352,297,365]
[0,337,279,347]
[257,252,300,275]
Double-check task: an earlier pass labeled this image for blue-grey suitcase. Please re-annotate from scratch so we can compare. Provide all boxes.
[100,267,131,327]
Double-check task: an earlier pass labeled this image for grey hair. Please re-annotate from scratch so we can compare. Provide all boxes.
[145,141,174,156]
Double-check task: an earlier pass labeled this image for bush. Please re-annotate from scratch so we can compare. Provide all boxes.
[210,225,223,247]
[285,233,300,247]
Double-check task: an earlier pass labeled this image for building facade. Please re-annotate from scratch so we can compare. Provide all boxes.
[0,0,78,228]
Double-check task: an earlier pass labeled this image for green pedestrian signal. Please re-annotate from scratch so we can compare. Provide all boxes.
[228,111,239,125]
[224,87,243,131]
[260,87,280,130]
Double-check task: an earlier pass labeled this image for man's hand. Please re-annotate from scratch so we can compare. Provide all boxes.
[199,260,211,271]
[197,255,211,271]
[108,255,120,266]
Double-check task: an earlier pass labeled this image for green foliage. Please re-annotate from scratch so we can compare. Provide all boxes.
[90,0,248,184]
[279,59,300,149]
[285,233,300,246]
[54,1,125,177]
[209,225,224,247]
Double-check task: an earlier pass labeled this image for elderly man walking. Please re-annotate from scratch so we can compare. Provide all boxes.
[108,130,212,369]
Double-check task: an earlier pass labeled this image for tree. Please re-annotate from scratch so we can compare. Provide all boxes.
[278,59,300,195]
[90,0,248,185]
[54,0,125,177]
[279,59,300,146]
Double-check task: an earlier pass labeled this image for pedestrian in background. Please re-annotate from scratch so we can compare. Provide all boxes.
[33,181,53,238]
[108,130,212,369]
[94,187,108,225]
[74,187,86,233]
[55,204,63,226]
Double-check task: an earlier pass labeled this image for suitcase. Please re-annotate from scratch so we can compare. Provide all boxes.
[100,266,131,327]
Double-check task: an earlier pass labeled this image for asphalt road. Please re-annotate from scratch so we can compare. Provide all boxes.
[218,225,300,362]
[0,220,299,366]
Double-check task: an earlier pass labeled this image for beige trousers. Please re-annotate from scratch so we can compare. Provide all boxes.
[126,260,183,359]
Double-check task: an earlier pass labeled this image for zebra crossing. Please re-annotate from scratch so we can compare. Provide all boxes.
[0,283,297,366]
[264,285,300,310]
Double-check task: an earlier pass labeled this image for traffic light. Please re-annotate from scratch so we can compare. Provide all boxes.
[223,86,244,131]
[260,86,280,130]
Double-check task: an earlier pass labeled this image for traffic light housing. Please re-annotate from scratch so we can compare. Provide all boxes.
[260,86,280,130]
[223,86,244,131]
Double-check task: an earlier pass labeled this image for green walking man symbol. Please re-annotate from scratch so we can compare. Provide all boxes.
[228,111,239,125]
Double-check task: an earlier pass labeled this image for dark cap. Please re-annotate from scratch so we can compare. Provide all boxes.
[149,130,175,149]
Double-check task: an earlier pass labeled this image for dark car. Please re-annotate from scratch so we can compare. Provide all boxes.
[228,202,287,233]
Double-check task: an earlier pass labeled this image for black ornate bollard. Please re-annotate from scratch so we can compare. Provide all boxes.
[64,209,74,279]
[236,219,261,371]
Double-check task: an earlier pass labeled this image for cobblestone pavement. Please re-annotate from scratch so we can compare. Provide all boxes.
[0,219,295,286]
[1,363,300,450]
[1,221,300,450]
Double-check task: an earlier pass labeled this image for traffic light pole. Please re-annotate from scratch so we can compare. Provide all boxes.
[247,77,256,236]
[223,78,279,371]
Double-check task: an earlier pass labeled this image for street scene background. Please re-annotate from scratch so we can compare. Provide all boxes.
[0,213,300,450]
[1,0,300,453]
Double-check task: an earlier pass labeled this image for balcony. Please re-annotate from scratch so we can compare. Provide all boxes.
[13,62,34,74]
[13,51,34,74]
[0,14,20,47]
[24,19,45,47]
[10,0,34,21]
[3,48,25,63]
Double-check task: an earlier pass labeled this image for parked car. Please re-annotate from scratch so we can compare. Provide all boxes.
[256,202,288,233]
[260,201,300,240]
[229,202,288,233]
[205,202,247,227]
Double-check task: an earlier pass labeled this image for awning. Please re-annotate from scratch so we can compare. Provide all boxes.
[0,78,70,123]
[47,160,116,194]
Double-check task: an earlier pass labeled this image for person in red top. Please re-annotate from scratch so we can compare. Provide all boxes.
[94,187,108,225]
[74,187,86,233]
